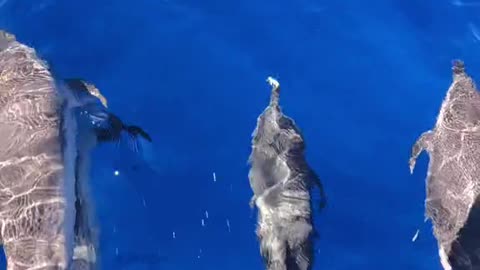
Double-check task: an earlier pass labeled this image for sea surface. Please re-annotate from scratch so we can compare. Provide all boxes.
[0,0,479,269]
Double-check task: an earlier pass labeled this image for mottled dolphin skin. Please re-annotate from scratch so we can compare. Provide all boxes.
[248,77,326,270]
[0,31,77,269]
[410,60,480,270]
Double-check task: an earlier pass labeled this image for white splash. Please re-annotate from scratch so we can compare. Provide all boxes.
[213,172,217,182]
[452,0,480,6]
[205,210,209,219]
[201,219,205,227]
[412,229,420,242]
[114,170,119,176]
[266,76,280,89]
[226,219,231,232]
[172,231,176,239]
[469,23,480,42]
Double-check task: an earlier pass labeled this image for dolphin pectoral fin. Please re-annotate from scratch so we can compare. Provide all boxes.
[117,125,151,155]
[310,170,327,211]
[409,130,434,174]
[0,30,15,51]
[125,125,152,142]
[89,112,123,143]
[89,112,149,160]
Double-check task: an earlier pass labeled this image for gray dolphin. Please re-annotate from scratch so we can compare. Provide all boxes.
[61,78,152,270]
[247,77,326,270]
[59,79,104,270]
[0,30,77,269]
[410,60,480,270]
[0,30,152,269]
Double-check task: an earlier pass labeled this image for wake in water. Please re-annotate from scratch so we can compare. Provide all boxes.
[451,0,480,7]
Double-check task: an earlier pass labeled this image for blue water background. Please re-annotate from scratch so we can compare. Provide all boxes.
[1,0,479,269]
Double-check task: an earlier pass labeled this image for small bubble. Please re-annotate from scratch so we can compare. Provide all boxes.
[226,219,231,232]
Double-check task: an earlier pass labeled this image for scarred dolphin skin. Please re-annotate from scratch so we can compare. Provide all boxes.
[410,60,480,270]
[248,77,326,270]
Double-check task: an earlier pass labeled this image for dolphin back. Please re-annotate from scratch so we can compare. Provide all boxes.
[0,31,76,269]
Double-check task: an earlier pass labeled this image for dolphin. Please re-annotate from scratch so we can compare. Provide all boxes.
[0,30,152,270]
[0,30,77,269]
[60,78,152,270]
[247,77,326,270]
[410,60,480,270]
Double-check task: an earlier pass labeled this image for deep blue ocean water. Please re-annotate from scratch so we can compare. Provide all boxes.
[1,0,480,269]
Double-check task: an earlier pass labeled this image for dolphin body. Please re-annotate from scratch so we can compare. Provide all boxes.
[247,77,326,270]
[60,79,105,270]
[410,60,480,270]
[0,30,151,270]
[0,30,77,269]
[63,78,151,270]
